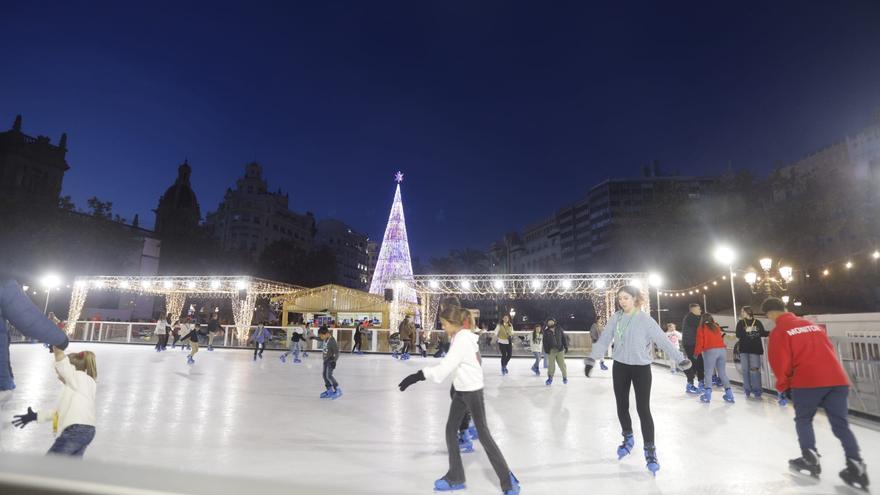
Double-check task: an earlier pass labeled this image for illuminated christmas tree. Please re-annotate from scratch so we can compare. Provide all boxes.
[369,171,416,303]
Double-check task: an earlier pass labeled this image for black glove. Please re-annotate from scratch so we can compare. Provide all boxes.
[398,370,425,391]
[584,357,596,377]
[783,389,792,400]
[11,407,37,428]
[56,336,69,351]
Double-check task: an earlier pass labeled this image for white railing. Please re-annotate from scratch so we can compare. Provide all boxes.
[11,321,598,356]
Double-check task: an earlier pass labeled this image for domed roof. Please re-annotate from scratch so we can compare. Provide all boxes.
[159,160,199,211]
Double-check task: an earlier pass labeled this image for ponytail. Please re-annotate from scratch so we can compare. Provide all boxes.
[439,296,473,329]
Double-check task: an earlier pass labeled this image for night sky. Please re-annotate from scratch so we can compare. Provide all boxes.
[3,2,879,259]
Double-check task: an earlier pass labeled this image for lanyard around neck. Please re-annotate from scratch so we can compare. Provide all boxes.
[616,311,637,340]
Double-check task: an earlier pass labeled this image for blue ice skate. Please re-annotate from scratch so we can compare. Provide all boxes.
[617,433,635,459]
[723,388,735,403]
[458,431,474,453]
[700,388,712,403]
[434,478,466,491]
[504,472,521,495]
[645,445,660,476]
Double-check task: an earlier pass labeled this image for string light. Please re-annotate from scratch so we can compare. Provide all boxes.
[65,276,304,337]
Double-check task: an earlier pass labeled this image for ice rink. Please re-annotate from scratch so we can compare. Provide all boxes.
[3,343,878,494]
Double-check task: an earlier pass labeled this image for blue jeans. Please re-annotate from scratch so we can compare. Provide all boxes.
[282,341,301,359]
[48,424,95,457]
[701,348,730,388]
[322,361,338,390]
[792,386,860,459]
[740,353,762,393]
[531,352,541,371]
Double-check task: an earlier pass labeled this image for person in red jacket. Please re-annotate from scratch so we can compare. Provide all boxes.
[763,297,869,491]
[693,313,735,403]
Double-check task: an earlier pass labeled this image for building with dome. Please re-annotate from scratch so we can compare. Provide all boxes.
[154,159,201,239]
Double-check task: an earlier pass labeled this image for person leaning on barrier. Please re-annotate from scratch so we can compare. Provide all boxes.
[1,276,70,446]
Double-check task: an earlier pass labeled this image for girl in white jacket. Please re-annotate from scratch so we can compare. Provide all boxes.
[12,346,97,456]
[398,296,520,495]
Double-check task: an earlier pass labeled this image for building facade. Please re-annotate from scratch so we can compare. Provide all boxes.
[491,166,717,273]
[205,162,315,257]
[316,219,371,289]
[0,114,69,208]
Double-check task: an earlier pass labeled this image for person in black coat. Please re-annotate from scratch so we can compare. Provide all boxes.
[735,306,769,398]
[542,317,568,385]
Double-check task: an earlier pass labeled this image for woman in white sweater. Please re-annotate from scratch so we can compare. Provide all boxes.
[12,346,97,456]
[398,296,520,495]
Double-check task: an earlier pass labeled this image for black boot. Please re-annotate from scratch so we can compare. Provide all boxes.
[839,457,869,492]
[789,449,821,478]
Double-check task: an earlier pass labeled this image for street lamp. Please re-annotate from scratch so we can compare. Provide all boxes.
[648,273,663,326]
[40,273,62,315]
[744,257,792,300]
[713,245,738,323]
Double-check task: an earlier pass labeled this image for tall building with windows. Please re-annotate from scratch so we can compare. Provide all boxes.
[316,219,371,289]
[0,114,70,208]
[491,165,717,272]
[205,162,315,257]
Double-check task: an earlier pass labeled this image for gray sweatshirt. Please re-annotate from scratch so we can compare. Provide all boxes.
[589,310,684,366]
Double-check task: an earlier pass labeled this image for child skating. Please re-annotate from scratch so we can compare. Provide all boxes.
[179,323,201,365]
[317,327,341,399]
[280,325,306,363]
[664,323,683,373]
[528,323,543,376]
[398,296,520,494]
[250,322,270,361]
[11,346,97,456]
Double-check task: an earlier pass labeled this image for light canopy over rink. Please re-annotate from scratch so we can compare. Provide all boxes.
[5,344,879,495]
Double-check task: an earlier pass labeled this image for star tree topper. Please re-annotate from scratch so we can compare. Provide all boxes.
[395,171,404,183]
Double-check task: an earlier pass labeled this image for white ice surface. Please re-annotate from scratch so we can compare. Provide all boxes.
[3,343,878,495]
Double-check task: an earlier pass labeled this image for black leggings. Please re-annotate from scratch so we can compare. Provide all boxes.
[352,333,362,352]
[683,344,704,384]
[449,386,471,432]
[401,341,411,355]
[499,343,512,369]
[254,342,266,358]
[612,361,655,445]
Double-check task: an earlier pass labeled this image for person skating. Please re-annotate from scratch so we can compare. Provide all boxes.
[763,297,869,491]
[529,323,543,376]
[542,317,568,385]
[735,306,768,398]
[11,346,97,457]
[317,327,341,399]
[179,323,201,364]
[694,313,735,404]
[398,297,520,494]
[680,303,704,394]
[589,320,609,371]
[352,319,365,354]
[584,285,692,476]
[398,315,415,360]
[664,323,682,373]
[206,314,222,351]
[154,314,170,352]
[302,323,313,358]
[495,314,515,376]
[250,322,271,361]
[280,325,306,363]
